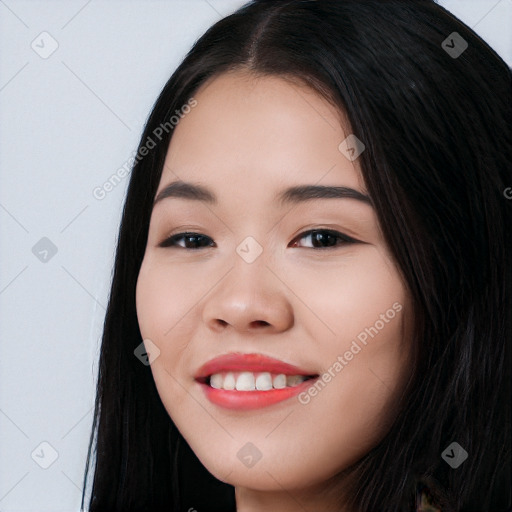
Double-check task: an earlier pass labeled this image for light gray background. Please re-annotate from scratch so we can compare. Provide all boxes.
[0,1,510,510]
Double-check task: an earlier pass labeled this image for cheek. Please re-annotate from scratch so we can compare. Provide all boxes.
[135,257,206,407]
[136,256,204,339]
[287,248,407,341]
[288,248,411,426]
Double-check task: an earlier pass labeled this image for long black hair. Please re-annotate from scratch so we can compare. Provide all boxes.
[81,1,512,510]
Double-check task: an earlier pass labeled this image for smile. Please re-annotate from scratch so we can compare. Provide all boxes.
[205,371,313,390]
[197,376,319,410]
[194,352,319,410]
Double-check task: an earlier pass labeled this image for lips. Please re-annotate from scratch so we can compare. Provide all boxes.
[195,352,319,410]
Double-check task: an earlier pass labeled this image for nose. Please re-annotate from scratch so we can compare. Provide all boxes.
[201,255,294,335]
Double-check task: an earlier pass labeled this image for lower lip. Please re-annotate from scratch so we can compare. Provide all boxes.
[197,377,319,410]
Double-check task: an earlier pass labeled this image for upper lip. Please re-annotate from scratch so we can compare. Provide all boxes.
[194,352,318,380]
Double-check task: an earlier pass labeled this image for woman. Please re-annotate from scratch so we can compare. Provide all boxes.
[81,1,511,510]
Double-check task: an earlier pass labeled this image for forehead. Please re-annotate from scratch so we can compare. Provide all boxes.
[160,71,366,199]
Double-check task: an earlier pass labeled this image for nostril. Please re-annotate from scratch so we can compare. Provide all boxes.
[251,320,269,327]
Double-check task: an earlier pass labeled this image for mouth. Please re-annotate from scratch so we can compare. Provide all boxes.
[194,353,320,410]
[197,371,318,390]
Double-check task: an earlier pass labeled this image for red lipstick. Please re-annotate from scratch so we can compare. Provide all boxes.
[195,352,319,410]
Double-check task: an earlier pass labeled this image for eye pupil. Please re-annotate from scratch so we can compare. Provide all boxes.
[314,231,333,247]
[310,231,338,248]
[183,234,208,248]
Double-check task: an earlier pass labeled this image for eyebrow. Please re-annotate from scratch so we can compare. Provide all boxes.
[153,180,372,208]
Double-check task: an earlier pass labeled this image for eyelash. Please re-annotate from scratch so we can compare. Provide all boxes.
[158,229,360,250]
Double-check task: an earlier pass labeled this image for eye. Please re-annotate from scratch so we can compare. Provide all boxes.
[290,229,359,249]
[158,232,215,249]
[159,229,359,250]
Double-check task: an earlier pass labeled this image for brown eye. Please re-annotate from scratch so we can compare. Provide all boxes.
[290,229,359,249]
[159,232,215,249]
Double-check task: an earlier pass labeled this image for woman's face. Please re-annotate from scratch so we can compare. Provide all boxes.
[136,71,412,500]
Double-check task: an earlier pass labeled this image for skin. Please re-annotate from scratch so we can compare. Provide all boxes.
[136,70,413,512]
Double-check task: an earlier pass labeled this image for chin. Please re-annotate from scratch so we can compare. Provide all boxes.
[189,436,349,493]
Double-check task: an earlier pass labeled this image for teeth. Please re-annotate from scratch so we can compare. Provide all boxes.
[256,372,273,390]
[236,372,255,391]
[223,372,236,390]
[210,373,223,389]
[207,372,309,391]
[286,375,307,386]
[273,373,286,389]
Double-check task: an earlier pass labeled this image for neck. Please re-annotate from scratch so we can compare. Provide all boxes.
[234,471,356,512]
